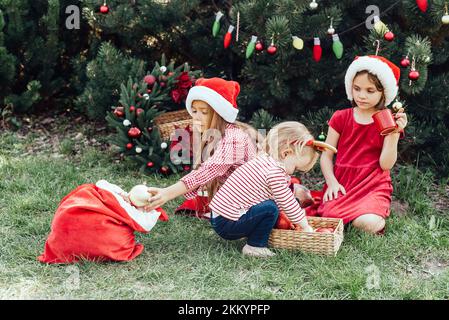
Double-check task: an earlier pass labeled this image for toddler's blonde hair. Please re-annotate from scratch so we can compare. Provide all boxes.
[263,121,319,172]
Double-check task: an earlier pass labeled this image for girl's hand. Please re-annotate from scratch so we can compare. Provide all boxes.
[394,111,408,131]
[143,187,168,211]
[323,182,346,202]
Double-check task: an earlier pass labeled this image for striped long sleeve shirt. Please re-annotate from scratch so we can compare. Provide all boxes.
[209,153,306,224]
[181,123,257,199]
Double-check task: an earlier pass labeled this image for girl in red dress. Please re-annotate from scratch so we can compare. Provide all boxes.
[317,55,408,234]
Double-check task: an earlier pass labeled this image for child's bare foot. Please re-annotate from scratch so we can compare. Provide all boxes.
[242,244,275,258]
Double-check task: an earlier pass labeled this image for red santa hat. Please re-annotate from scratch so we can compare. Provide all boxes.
[185,77,240,123]
[345,55,400,106]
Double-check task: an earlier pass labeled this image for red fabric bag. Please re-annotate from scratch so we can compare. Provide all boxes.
[38,183,168,264]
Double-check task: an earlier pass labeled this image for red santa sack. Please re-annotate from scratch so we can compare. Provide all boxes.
[38,183,168,264]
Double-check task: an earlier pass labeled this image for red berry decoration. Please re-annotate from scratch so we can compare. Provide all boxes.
[183,165,191,171]
[384,31,395,42]
[147,127,153,133]
[160,166,169,174]
[147,89,152,93]
[100,4,109,14]
[136,108,144,116]
[400,57,410,68]
[255,41,264,51]
[267,44,277,55]
[129,106,135,112]
[113,107,124,117]
[126,143,133,150]
[409,70,420,81]
[147,162,154,168]
[144,75,156,86]
[159,82,166,88]
[127,127,142,138]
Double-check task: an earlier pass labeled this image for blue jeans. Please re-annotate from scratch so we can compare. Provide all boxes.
[210,200,279,247]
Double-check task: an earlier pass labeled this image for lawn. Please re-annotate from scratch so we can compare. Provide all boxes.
[1,127,448,300]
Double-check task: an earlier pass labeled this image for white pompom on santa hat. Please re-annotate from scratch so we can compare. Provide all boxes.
[345,55,401,106]
[186,77,240,123]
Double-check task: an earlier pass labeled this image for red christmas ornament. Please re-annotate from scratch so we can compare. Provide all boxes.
[126,143,133,150]
[113,107,124,117]
[400,57,410,67]
[127,127,142,138]
[409,70,420,81]
[147,127,153,133]
[146,162,154,168]
[147,89,152,93]
[313,37,322,62]
[100,3,109,14]
[384,31,395,42]
[136,108,144,116]
[267,44,277,55]
[183,165,191,171]
[160,166,169,174]
[144,75,156,86]
[129,106,135,112]
[159,82,166,88]
[416,0,428,12]
[255,41,264,51]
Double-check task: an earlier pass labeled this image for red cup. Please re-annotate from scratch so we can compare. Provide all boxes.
[372,109,397,135]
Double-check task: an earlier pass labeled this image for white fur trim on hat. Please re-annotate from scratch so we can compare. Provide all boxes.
[345,56,398,106]
[186,86,239,123]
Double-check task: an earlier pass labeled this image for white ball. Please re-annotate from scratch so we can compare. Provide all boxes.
[135,147,142,153]
[143,93,150,100]
[129,185,150,207]
[160,66,167,73]
[327,27,335,35]
[123,119,131,126]
[309,1,318,9]
[161,142,168,149]
[442,15,449,25]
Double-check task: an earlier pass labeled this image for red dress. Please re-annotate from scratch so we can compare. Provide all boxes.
[316,108,394,224]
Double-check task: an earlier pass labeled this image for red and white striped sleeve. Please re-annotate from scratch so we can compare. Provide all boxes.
[266,167,305,224]
[181,134,238,197]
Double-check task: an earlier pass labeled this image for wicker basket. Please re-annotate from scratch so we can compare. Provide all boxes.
[268,217,344,256]
[154,109,192,141]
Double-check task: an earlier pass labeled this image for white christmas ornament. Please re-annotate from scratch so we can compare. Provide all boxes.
[160,66,167,73]
[123,119,131,126]
[443,15,449,25]
[143,93,150,100]
[309,0,318,10]
[135,147,142,153]
[161,142,168,149]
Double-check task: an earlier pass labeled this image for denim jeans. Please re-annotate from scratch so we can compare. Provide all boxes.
[210,200,279,247]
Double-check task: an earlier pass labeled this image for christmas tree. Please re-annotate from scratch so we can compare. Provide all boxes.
[105,55,201,176]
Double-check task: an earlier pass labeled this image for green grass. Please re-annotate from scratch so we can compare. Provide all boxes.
[0,132,448,299]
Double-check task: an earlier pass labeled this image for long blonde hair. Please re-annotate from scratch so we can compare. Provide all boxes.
[263,121,319,173]
[192,102,260,201]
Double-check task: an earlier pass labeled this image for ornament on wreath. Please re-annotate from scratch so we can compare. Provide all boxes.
[123,119,131,127]
[332,34,344,59]
[255,41,264,52]
[266,34,277,55]
[128,127,142,139]
[135,147,143,154]
[114,107,124,117]
[246,36,258,59]
[136,108,145,117]
[126,143,133,150]
[144,75,157,86]
[400,55,411,68]
[318,131,326,142]
[384,31,395,42]
[129,106,135,112]
[160,166,170,175]
[146,162,154,168]
[408,56,420,82]
[159,66,167,73]
[327,18,335,35]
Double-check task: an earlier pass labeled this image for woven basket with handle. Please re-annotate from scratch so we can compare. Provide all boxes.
[154,109,192,141]
[268,216,344,256]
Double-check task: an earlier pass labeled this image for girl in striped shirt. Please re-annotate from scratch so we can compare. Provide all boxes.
[145,78,258,215]
[209,121,331,258]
